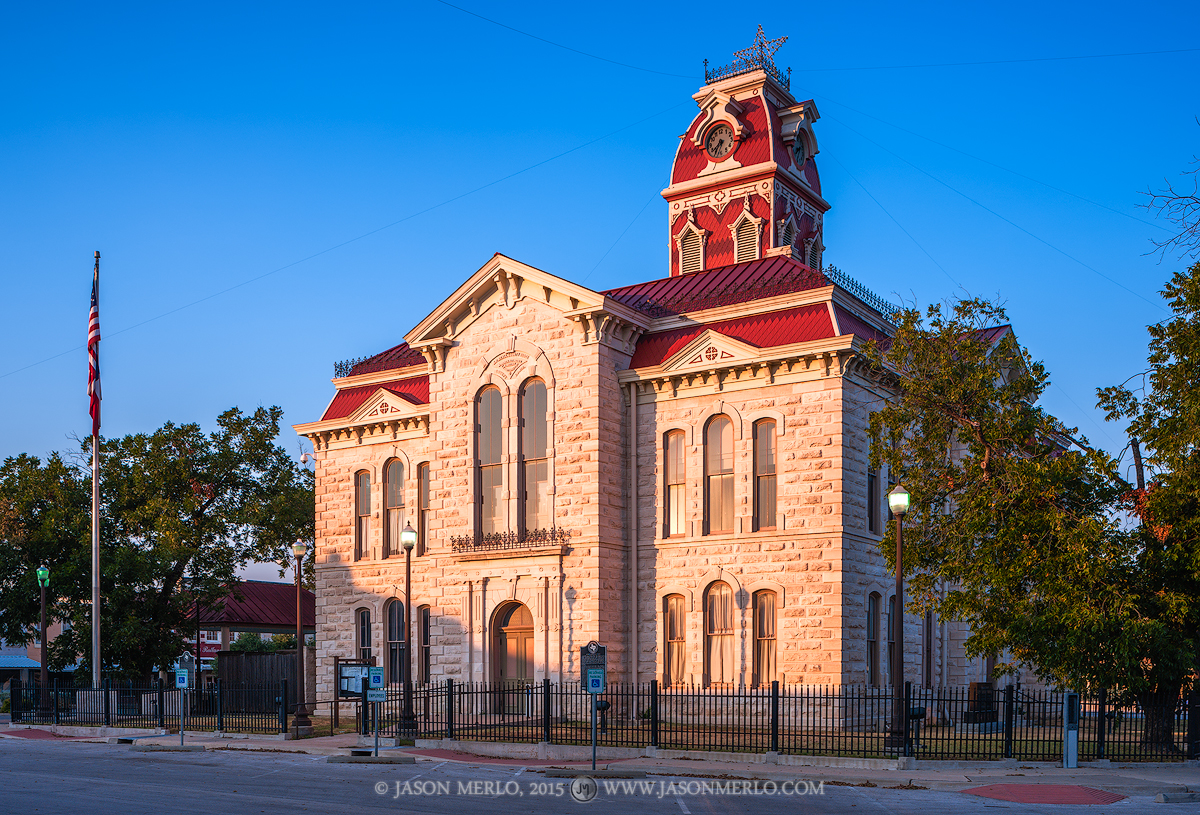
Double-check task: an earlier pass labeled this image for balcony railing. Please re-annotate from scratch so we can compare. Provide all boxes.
[450,527,571,553]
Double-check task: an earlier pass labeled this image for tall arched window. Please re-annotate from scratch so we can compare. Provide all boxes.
[887,595,897,686]
[418,605,431,685]
[753,420,776,531]
[704,416,734,535]
[867,593,881,687]
[356,608,372,663]
[704,582,734,685]
[734,218,758,263]
[520,379,550,534]
[385,600,405,686]
[664,431,685,537]
[752,590,777,686]
[384,459,404,559]
[477,387,503,536]
[680,229,703,274]
[417,462,430,556]
[354,471,371,561]
[664,594,686,686]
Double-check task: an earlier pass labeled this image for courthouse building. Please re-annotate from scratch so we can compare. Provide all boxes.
[295,32,987,699]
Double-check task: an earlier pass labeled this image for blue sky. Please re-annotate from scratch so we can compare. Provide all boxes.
[2,0,1198,488]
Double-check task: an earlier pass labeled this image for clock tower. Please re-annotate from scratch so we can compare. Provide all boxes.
[663,27,828,276]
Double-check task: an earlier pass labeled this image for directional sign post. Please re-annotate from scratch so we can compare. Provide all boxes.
[580,642,606,771]
[367,667,385,756]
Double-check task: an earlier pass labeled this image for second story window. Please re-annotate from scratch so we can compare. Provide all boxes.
[354,471,370,561]
[384,459,404,559]
[704,416,734,535]
[477,386,503,536]
[520,379,550,534]
[867,467,879,533]
[664,431,685,537]
[753,420,776,531]
[417,462,430,555]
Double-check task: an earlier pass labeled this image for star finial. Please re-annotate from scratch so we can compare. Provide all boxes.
[732,25,788,67]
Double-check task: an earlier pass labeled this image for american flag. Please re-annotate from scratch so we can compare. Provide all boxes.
[88,256,101,437]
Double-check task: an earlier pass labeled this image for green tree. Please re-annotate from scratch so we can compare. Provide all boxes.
[862,296,1197,748]
[0,406,313,680]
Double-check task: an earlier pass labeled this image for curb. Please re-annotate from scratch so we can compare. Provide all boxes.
[1156,792,1200,803]
[131,744,205,753]
[545,769,647,778]
[328,755,416,764]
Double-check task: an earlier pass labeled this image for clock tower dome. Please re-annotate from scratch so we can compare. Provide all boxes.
[663,27,828,276]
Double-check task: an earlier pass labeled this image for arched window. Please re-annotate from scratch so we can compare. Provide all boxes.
[354,471,371,561]
[384,459,404,559]
[417,462,430,556]
[356,608,372,664]
[680,229,703,274]
[664,594,686,686]
[923,609,935,689]
[781,219,795,249]
[887,595,897,686]
[418,605,431,685]
[867,593,881,687]
[385,600,405,686]
[520,379,550,534]
[734,218,758,263]
[704,582,734,685]
[477,387,503,536]
[753,420,776,531]
[664,431,685,537]
[752,590,777,686]
[704,416,734,535]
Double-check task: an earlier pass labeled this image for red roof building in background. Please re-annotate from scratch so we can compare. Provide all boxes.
[295,30,996,697]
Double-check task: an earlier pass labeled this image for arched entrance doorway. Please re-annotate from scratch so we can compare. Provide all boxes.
[492,602,534,712]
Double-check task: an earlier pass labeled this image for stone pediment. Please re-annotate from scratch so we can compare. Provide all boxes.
[663,330,760,372]
[347,389,424,424]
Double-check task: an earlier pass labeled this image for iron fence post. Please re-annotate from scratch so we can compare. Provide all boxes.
[770,681,780,753]
[103,677,110,727]
[1096,687,1107,759]
[650,680,659,749]
[157,678,165,729]
[1003,685,1014,758]
[52,678,59,725]
[445,678,454,740]
[1187,683,1199,760]
[10,678,20,723]
[902,681,912,757]
[542,678,551,744]
[279,679,288,734]
[216,679,224,732]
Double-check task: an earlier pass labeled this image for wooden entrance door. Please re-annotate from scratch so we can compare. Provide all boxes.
[493,602,534,713]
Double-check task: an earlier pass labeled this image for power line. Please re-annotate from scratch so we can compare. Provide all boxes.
[794,47,1200,73]
[825,153,961,289]
[432,0,697,79]
[806,92,1172,233]
[581,191,660,283]
[824,115,1170,314]
[0,102,688,383]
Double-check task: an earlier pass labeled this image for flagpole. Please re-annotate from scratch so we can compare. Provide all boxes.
[91,250,101,687]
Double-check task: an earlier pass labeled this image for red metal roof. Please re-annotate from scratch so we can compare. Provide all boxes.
[630,303,835,368]
[321,376,430,421]
[197,581,315,630]
[833,304,888,344]
[344,342,426,377]
[604,255,827,318]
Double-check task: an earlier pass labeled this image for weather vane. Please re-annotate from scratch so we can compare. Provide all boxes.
[732,25,787,68]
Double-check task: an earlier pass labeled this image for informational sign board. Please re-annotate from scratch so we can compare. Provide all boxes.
[175,670,189,688]
[580,641,606,693]
[338,663,370,698]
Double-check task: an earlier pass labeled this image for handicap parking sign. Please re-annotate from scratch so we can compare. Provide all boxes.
[586,668,605,694]
[368,667,384,689]
[175,670,188,688]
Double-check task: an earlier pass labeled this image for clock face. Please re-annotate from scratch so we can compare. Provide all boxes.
[793,135,808,165]
[704,123,735,160]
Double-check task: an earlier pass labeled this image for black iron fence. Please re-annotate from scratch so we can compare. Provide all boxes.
[366,680,1197,762]
[9,678,286,734]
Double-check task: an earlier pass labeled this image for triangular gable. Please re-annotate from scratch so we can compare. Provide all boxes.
[347,389,425,424]
[663,330,761,372]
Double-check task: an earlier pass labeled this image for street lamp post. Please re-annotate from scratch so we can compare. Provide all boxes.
[37,565,50,715]
[291,542,312,733]
[886,485,911,752]
[399,522,418,734]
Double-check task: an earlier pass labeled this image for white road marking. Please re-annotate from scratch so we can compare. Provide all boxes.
[676,796,690,813]
[406,760,448,782]
[513,767,525,778]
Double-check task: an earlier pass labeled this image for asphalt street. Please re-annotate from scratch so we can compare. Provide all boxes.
[0,739,1178,815]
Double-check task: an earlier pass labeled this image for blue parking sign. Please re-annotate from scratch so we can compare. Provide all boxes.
[586,668,605,694]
